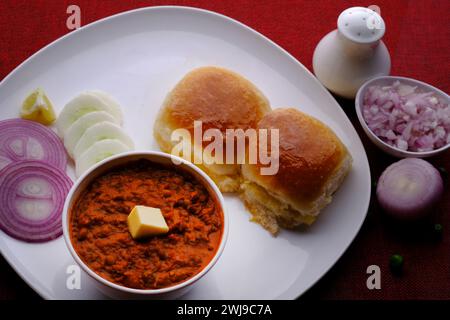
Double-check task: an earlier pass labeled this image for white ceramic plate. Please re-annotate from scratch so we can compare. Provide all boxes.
[0,6,371,300]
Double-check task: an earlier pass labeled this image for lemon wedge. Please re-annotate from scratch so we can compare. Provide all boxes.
[20,88,56,125]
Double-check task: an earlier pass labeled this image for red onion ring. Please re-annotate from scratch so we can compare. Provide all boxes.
[0,118,67,171]
[0,160,72,242]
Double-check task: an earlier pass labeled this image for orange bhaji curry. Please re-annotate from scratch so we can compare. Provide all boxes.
[70,159,223,290]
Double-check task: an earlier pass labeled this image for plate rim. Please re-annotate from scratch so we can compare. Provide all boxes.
[0,5,371,300]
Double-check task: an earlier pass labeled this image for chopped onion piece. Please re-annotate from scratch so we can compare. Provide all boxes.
[362,81,450,152]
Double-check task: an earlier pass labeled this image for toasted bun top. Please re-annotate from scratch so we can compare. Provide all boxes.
[160,66,271,133]
[241,108,350,211]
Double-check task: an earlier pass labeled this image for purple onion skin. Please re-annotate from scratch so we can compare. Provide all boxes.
[376,158,444,221]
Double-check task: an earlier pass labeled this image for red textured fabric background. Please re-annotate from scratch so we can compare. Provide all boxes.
[0,0,449,299]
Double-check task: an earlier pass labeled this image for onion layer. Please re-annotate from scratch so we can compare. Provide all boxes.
[376,158,443,220]
[0,118,67,171]
[0,160,72,242]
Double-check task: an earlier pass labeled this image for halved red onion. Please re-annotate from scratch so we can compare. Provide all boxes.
[376,158,443,220]
[0,160,72,242]
[0,118,67,171]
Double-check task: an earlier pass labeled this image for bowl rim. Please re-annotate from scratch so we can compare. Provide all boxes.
[355,75,450,157]
[62,150,229,295]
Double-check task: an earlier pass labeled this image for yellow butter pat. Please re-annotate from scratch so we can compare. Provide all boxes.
[127,206,169,239]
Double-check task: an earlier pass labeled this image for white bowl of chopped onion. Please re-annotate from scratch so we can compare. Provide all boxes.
[355,76,450,158]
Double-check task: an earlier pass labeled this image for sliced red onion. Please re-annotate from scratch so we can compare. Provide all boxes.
[376,158,443,220]
[363,81,450,152]
[0,118,67,171]
[0,160,72,242]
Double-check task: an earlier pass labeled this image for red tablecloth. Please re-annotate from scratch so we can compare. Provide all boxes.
[0,0,449,300]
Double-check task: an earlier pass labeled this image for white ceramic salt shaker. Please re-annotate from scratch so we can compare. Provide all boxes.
[313,7,391,99]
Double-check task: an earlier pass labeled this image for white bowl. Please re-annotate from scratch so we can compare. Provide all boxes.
[62,151,228,299]
[355,75,450,158]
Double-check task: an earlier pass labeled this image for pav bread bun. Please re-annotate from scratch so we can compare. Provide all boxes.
[240,108,352,235]
[154,66,271,192]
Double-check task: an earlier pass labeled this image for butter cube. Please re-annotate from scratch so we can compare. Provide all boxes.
[127,206,169,239]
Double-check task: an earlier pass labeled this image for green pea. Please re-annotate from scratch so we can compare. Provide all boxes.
[434,223,443,238]
[390,254,404,274]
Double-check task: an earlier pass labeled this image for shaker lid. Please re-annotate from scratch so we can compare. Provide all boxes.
[337,7,385,44]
